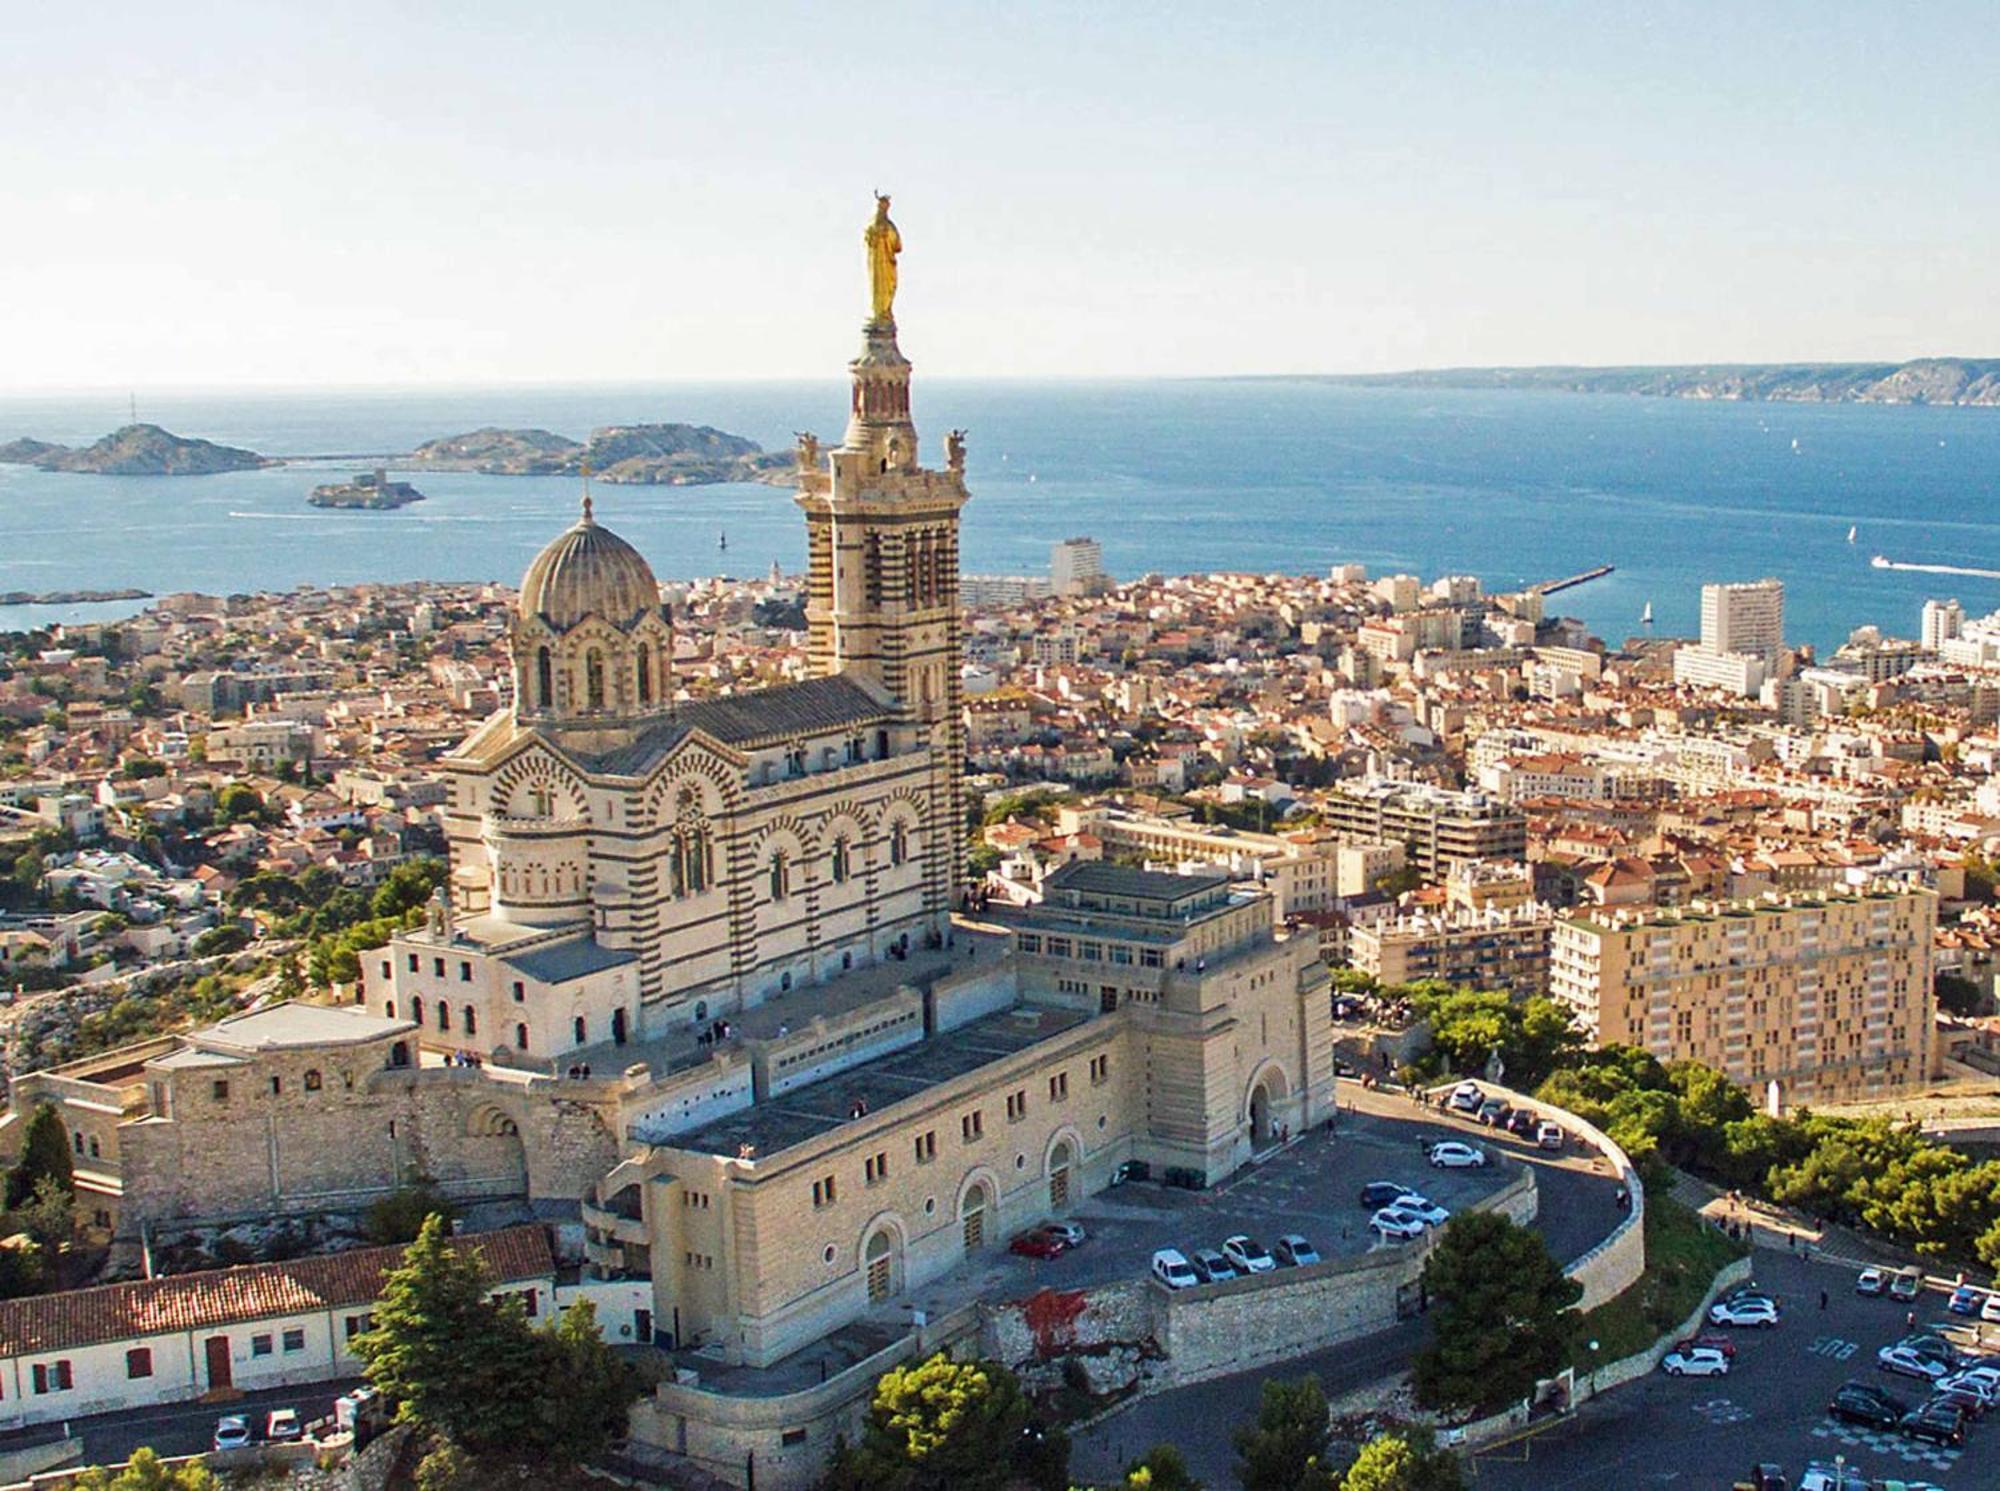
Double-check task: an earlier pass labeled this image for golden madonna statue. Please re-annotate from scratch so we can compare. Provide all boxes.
[865,192,901,324]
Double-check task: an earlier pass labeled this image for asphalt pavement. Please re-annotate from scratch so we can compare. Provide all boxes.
[0,1379,358,1467]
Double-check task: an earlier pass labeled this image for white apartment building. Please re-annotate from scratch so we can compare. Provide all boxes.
[1702,579,1785,659]
[1921,598,1965,653]
[1050,537,1106,597]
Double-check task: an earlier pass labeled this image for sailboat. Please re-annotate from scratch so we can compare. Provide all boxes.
[718,529,728,553]
[1641,601,1654,628]
[1847,525,1857,544]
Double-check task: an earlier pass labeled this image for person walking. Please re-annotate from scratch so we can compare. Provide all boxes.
[1819,1289,1829,1312]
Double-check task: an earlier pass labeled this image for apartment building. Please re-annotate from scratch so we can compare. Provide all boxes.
[1319,778,1527,876]
[1347,901,1554,997]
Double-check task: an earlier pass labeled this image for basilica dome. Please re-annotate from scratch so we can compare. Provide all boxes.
[518,498,662,631]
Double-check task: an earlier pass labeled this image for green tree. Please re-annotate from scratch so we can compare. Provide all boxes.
[1340,1431,1465,1491]
[15,1176,74,1254]
[120,757,167,780]
[192,924,250,957]
[371,858,449,921]
[8,1102,73,1209]
[366,1181,457,1246]
[1936,974,1987,1017]
[215,783,266,823]
[1121,1444,1204,1491]
[1232,1375,1338,1491]
[1412,1214,1582,1414]
[74,1449,217,1491]
[824,1352,1066,1491]
[525,1297,638,1467]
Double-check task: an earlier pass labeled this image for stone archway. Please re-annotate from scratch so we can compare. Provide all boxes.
[960,1180,994,1254]
[1047,1139,1074,1211]
[1248,1064,1291,1150]
[863,1225,901,1303]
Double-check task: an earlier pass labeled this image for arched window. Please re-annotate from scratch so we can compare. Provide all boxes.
[636,643,653,705]
[831,837,850,884]
[586,649,606,710]
[385,999,396,1019]
[574,1016,587,1046]
[536,647,553,709]
[411,996,423,1026]
[463,1006,477,1037]
[673,791,710,896]
[303,1070,322,1092]
[437,1000,451,1031]
[889,821,908,866]
[769,850,790,902]
[515,1023,529,1050]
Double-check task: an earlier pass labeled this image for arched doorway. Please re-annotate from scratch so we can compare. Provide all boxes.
[1248,1066,1291,1149]
[863,1228,900,1303]
[960,1182,992,1254]
[1048,1140,1074,1211]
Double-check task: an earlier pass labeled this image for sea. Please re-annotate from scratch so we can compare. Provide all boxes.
[2,380,1998,653]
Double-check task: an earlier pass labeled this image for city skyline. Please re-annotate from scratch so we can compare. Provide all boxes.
[8,2,2000,387]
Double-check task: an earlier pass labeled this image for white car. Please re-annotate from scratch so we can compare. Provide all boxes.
[1446,1083,1484,1113]
[1661,1346,1730,1377]
[1371,1208,1428,1240]
[1796,1465,1873,1491]
[1429,1141,1488,1169]
[1937,1370,1999,1406]
[1983,1293,2000,1324]
[1876,1344,1949,1380]
[1708,1296,1780,1328]
[266,1408,302,1442]
[1274,1234,1321,1268]
[1151,1248,1201,1290]
[1386,1197,1451,1228]
[1222,1234,1277,1274]
[212,1416,251,1451]
[1043,1221,1087,1248]
[1943,1364,2000,1393]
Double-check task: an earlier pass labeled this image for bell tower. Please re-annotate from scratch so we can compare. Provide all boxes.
[796,195,969,897]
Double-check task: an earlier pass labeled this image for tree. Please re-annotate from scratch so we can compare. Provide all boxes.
[366,1181,457,1245]
[1937,973,1987,1017]
[1339,1432,1465,1491]
[8,1102,73,1209]
[215,783,266,824]
[192,923,249,957]
[73,1450,216,1491]
[1412,1213,1581,1414]
[524,1298,638,1467]
[1232,1375,1337,1491]
[1121,1444,1204,1491]
[823,1352,1067,1491]
[15,1176,74,1254]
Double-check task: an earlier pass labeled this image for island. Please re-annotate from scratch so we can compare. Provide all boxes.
[1277,358,2000,407]
[308,468,425,510]
[0,587,152,606]
[408,422,793,485]
[0,424,273,475]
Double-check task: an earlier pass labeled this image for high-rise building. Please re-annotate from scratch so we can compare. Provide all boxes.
[1550,884,1936,1104]
[1921,597,1965,652]
[1050,536,1106,597]
[1319,778,1526,875]
[1700,578,1785,659]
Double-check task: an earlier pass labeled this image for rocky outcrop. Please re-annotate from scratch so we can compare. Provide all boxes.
[0,424,272,475]
[408,423,792,485]
[1312,358,2000,406]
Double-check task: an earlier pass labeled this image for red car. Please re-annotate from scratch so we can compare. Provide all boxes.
[1675,1332,1738,1360]
[1009,1229,1067,1260]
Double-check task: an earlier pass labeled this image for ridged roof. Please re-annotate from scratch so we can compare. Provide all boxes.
[518,498,662,631]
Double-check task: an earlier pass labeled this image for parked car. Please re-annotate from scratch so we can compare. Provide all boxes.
[1359,1181,1418,1210]
[1983,1292,2000,1324]
[1371,1209,1429,1240]
[1110,1160,1149,1186]
[1941,1364,2000,1394]
[1890,1268,1923,1302]
[1797,1463,1872,1491]
[1151,1249,1202,1290]
[1878,1345,1951,1381]
[212,1417,252,1452]
[1274,1234,1321,1268]
[1896,1332,1958,1366]
[1898,1402,1965,1446]
[1010,1229,1066,1260]
[1043,1221,1086,1248]
[1386,1197,1450,1228]
[1223,1235,1277,1274]
[1948,1284,1982,1316]
[1446,1082,1484,1113]
[1856,1267,1887,1296]
[1535,1122,1565,1151]
[1673,1332,1738,1360]
[1930,1385,1990,1421]
[1662,1346,1730,1377]
[1429,1141,1488,1169]
[1709,1296,1780,1328]
[1505,1109,1540,1138]
[1190,1248,1237,1284]
[266,1409,302,1443]
[1829,1381,1908,1429]
[1476,1098,1511,1127]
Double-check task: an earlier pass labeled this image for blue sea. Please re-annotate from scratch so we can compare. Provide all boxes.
[2,380,1997,651]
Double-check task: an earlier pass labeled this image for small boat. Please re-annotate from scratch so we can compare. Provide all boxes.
[1847,525,1857,544]
[1641,601,1654,626]
[1871,555,1890,569]
[718,529,728,552]
[1791,438,1801,453]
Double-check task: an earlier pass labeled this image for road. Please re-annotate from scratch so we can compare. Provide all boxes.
[0,1380,358,1466]
[1473,1250,1999,1491]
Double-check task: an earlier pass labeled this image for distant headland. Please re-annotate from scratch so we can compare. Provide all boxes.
[308,469,425,510]
[1273,358,2000,406]
[0,424,273,475]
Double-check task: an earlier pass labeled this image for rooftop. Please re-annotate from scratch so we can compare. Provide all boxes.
[198,1002,416,1053]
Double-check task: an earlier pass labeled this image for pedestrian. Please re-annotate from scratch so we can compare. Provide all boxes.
[1820,1289,1829,1311]
[1907,1309,1917,1330]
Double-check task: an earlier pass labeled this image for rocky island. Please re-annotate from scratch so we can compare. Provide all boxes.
[1293,357,2000,406]
[308,468,425,510]
[409,422,793,485]
[0,423,273,475]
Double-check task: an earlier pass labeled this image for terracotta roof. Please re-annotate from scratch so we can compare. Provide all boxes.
[0,1224,552,1357]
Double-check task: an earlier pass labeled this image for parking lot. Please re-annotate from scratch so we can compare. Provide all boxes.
[1476,1250,2000,1491]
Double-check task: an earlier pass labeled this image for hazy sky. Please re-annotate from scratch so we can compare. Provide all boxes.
[6,2,1996,386]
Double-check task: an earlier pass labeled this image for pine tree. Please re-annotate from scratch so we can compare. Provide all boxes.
[351,1215,509,1447]
[8,1103,73,1209]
